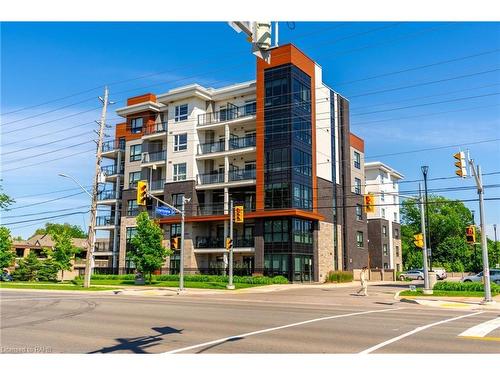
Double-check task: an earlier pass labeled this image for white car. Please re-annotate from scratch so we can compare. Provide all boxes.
[461,269,500,284]
[399,269,424,281]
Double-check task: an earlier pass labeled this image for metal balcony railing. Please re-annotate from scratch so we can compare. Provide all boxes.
[150,179,165,191]
[198,172,224,185]
[102,139,125,153]
[96,216,114,226]
[198,140,225,155]
[229,168,256,182]
[101,164,124,176]
[197,103,256,126]
[142,150,166,163]
[144,122,167,136]
[229,134,256,150]
[97,190,117,201]
[194,236,255,249]
[95,242,112,252]
[197,203,225,216]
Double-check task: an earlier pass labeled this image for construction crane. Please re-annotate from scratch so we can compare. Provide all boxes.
[228,21,274,63]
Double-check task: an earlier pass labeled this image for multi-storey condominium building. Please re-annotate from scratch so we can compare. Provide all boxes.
[364,161,404,272]
[96,44,369,282]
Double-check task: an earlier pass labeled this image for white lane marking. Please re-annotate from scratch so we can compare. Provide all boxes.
[459,316,500,338]
[164,307,404,354]
[359,311,484,354]
[0,296,102,302]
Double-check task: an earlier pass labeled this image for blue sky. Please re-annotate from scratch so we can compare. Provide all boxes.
[1,22,499,240]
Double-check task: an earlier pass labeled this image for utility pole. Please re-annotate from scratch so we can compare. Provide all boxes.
[419,184,431,294]
[494,223,498,267]
[84,86,110,288]
[227,200,235,289]
[471,210,478,272]
[421,166,432,271]
[468,160,493,303]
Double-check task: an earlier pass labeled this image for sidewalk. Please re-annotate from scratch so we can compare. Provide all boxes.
[397,292,500,310]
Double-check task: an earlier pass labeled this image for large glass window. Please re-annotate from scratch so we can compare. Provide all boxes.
[129,171,141,187]
[265,182,290,209]
[175,104,188,122]
[265,77,289,107]
[292,183,312,210]
[264,219,289,243]
[127,200,138,216]
[382,225,387,237]
[292,219,313,244]
[173,163,187,181]
[292,117,312,145]
[292,150,312,177]
[383,244,389,256]
[172,193,184,210]
[174,133,188,152]
[356,231,364,248]
[244,100,256,116]
[130,118,143,134]
[126,227,137,250]
[130,144,142,162]
[354,178,362,195]
[354,151,361,169]
[292,79,311,112]
[170,223,182,237]
[266,148,289,173]
[356,204,363,221]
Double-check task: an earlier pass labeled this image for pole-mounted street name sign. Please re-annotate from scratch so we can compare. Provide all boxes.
[155,206,176,217]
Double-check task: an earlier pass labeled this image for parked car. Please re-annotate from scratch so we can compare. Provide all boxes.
[399,269,424,281]
[417,268,447,280]
[1,271,13,282]
[461,269,500,284]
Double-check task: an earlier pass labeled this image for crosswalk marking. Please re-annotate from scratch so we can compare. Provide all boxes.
[459,316,500,338]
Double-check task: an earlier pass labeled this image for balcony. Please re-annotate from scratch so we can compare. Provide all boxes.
[102,139,125,158]
[196,168,256,189]
[95,241,113,254]
[95,215,115,228]
[197,104,256,127]
[198,172,224,185]
[150,179,165,192]
[198,140,225,155]
[197,203,225,216]
[229,168,256,182]
[197,135,256,158]
[101,164,124,181]
[143,122,167,138]
[142,150,166,165]
[229,134,256,150]
[97,189,117,203]
[194,236,255,250]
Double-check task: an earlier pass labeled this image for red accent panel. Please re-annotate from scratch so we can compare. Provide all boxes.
[127,93,157,106]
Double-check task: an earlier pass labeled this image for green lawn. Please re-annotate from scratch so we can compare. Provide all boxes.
[400,289,498,298]
[86,279,260,290]
[0,282,118,292]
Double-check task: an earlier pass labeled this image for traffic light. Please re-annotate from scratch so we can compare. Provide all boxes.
[413,233,424,248]
[234,205,244,223]
[225,237,233,250]
[453,151,467,178]
[364,193,375,213]
[170,237,179,250]
[137,180,148,206]
[466,225,476,244]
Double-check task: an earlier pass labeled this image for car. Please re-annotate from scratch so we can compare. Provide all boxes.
[461,269,500,284]
[399,269,424,281]
[417,268,447,280]
[0,272,13,282]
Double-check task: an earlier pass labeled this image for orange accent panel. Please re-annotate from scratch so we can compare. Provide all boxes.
[256,44,318,213]
[127,93,157,106]
[350,133,365,152]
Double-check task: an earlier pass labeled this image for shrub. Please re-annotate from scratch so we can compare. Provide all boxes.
[433,281,500,293]
[326,271,353,283]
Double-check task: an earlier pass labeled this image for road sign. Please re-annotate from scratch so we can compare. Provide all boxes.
[156,206,176,217]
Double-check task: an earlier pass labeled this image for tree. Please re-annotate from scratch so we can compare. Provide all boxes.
[31,222,87,239]
[401,195,474,271]
[129,212,171,283]
[46,231,82,280]
[0,181,14,210]
[0,226,15,269]
[13,251,42,281]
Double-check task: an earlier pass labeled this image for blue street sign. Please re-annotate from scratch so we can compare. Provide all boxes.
[155,206,176,217]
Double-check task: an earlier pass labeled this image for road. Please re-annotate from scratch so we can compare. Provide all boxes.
[1,283,500,354]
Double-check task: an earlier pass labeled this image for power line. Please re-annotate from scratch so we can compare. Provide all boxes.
[5,191,87,211]
[1,131,93,156]
[2,140,95,164]
[2,210,90,226]
[2,205,90,219]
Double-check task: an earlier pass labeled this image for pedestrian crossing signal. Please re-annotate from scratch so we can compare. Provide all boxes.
[364,193,375,213]
[226,237,233,250]
[170,237,179,250]
[137,180,148,206]
[413,233,424,248]
[466,225,476,244]
[234,205,244,223]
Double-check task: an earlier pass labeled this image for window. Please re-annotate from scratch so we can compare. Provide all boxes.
[244,100,256,116]
[173,163,187,181]
[394,228,400,238]
[170,224,182,238]
[130,118,143,134]
[381,191,385,202]
[175,104,188,122]
[127,200,138,216]
[292,183,312,210]
[394,212,398,223]
[264,219,290,243]
[130,144,142,162]
[292,219,313,244]
[354,178,362,195]
[396,246,400,257]
[292,150,312,177]
[292,116,312,144]
[384,263,389,269]
[353,151,361,169]
[129,171,141,187]
[356,231,364,248]
[265,182,290,209]
[126,227,137,250]
[381,208,386,218]
[266,148,289,173]
[174,133,188,152]
[172,193,184,210]
[383,244,389,256]
[382,225,387,237]
[356,204,363,221]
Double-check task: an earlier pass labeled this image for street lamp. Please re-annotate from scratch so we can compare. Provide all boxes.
[58,173,95,288]
[421,166,432,271]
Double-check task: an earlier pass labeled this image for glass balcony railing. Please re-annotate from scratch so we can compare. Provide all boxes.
[102,139,125,153]
[194,236,255,249]
[144,122,167,136]
[95,216,114,226]
[198,140,225,155]
[101,164,124,176]
[97,190,116,201]
[150,179,165,191]
[142,150,166,163]
[197,203,225,216]
[95,242,112,252]
[229,168,256,182]
[229,135,256,150]
[197,103,256,126]
[198,172,224,185]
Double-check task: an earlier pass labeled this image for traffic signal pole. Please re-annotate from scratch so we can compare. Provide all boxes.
[227,200,235,290]
[419,184,431,294]
[468,161,493,303]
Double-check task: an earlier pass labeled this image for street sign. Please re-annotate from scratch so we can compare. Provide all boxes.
[155,206,176,217]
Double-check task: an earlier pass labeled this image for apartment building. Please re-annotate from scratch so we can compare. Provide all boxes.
[364,161,404,272]
[97,44,369,282]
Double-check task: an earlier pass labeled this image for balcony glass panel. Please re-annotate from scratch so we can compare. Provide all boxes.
[229,168,256,181]
[229,134,256,150]
[142,150,166,163]
[198,172,225,185]
[197,104,256,126]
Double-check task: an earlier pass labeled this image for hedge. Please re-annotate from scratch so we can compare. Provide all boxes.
[433,281,500,293]
[76,274,288,285]
[326,271,353,283]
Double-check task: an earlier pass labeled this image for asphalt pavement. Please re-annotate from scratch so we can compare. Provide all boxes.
[1,283,499,354]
